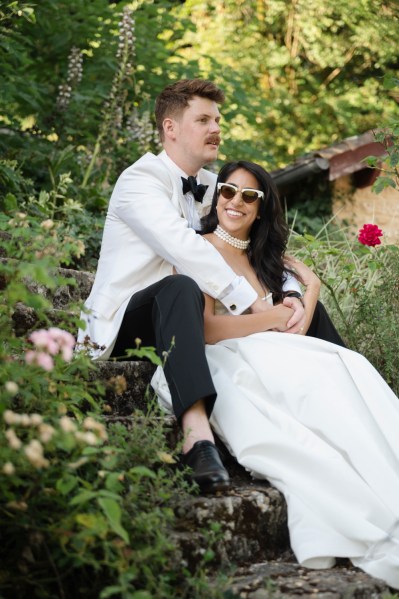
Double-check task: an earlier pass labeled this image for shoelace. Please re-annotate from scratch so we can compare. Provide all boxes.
[192,443,220,465]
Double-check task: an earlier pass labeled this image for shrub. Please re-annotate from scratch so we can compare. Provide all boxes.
[0,210,231,598]
[290,223,399,395]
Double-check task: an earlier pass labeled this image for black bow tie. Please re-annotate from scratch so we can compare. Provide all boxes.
[181,176,208,203]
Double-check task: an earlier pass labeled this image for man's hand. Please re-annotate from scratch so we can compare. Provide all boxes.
[250,296,274,314]
[284,256,321,335]
[284,256,321,291]
[282,297,306,334]
[251,296,305,333]
[270,304,295,331]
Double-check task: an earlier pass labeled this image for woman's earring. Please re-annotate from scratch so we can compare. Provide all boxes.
[256,215,261,219]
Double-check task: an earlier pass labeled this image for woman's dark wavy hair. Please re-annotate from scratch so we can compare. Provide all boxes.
[201,160,292,301]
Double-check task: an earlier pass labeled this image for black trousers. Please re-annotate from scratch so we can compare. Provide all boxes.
[111,277,345,420]
[306,301,346,347]
[111,275,216,420]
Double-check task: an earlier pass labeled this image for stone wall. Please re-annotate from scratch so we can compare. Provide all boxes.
[332,175,399,244]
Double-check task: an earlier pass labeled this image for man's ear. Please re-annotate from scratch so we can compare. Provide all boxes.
[163,117,177,140]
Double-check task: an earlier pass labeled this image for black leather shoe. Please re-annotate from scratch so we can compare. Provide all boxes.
[181,440,230,494]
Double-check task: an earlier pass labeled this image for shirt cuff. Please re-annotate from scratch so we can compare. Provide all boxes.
[219,276,257,315]
[282,272,301,294]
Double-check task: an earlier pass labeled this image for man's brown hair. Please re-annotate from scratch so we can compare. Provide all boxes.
[155,79,225,140]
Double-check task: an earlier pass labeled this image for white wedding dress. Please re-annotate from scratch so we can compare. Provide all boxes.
[151,300,399,589]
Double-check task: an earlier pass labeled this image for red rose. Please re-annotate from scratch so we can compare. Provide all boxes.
[358,223,383,247]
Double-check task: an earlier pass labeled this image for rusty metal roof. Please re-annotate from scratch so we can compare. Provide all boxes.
[271,130,387,190]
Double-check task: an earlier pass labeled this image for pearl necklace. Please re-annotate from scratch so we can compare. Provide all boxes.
[214,225,250,250]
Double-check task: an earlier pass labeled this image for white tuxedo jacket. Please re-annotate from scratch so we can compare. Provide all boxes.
[77,151,259,359]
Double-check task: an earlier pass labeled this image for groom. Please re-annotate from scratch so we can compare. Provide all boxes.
[79,78,344,493]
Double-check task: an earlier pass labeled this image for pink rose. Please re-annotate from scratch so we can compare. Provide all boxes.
[28,328,75,364]
[358,224,383,247]
[61,346,74,362]
[26,328,76,371]
[48,327,75,350]
[29,330,59,355]
[25,350,54,372]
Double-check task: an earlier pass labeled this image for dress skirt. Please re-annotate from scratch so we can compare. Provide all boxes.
[151,332,399,588]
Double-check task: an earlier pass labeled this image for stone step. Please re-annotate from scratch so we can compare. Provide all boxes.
[52,267,94,308]
[10,302,157,414]
[172,481,289,570]
[96,360,156,415]
[103,413,291,569]
[9,264,94,337]
[3,260,95,309]
[166,472,391,597]
[225,559,391,598]
[10,303,157,413]
[12,303,79,337]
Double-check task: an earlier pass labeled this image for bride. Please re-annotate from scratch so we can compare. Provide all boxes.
[152,160,399,589]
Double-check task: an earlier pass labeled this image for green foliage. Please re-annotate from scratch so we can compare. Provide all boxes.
[0,210,103,418]
[0,408,191,597]
[347,247,399,393]
[0,0,196,179]
[370,87,399,194]
[0,210,232,598]
[284,175,333,236]
[290,226,399,395]
[0,156,101,271]
[0,0,205,267]
[2,0,399,266]
[174,0,399,168]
